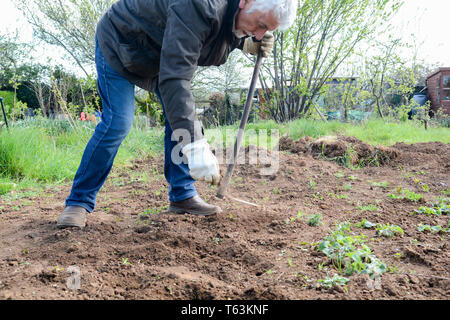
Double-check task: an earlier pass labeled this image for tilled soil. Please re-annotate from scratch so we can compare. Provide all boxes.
[0,136,449,300]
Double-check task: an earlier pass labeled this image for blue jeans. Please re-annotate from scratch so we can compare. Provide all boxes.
[65,37,197,212]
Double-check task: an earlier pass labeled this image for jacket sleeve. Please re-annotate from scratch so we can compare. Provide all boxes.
[158,0,220,144]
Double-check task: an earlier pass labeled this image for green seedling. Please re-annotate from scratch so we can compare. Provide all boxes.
[334,171,345,178]
[295,273,312,286]
[421,184,430,192]
[328,192,348,199]
[394,252,404,260]
[342,183,352,191]
[313,192,324,200]
[357,203,378,212]
[388,188,423,202]
[307,213,322,227]
[370,181,389,189]
[318,274,349,290]
[318,222,387,278]
[139,206,168,217]
[354,219,377,229]
[376,223,404,238]
[287,257,294,268]
[122,258,131,265]
[412,202,449,216]
[309,179,317,189]
[417,224,449,234]
[286,210,305,225]
[348,175,358,181]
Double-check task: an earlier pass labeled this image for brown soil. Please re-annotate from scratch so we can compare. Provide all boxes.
[0,136,449,300]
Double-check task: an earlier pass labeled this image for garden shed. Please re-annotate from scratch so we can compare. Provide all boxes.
[426,67,450,116]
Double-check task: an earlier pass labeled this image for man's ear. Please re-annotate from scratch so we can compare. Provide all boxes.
[238,0,246,9]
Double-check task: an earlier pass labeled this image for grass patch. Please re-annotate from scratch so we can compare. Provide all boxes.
[2,116,448,196]
[0,118,164,196]
[207,118,450,150]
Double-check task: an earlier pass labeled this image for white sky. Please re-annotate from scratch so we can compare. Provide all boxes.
[1,0,450,72]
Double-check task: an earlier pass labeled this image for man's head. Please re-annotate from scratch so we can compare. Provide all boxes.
[234,0,298,40]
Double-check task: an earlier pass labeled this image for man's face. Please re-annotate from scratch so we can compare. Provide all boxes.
[234,0,280,40]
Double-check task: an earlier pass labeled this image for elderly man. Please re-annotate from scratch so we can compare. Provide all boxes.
[57,0,297,228]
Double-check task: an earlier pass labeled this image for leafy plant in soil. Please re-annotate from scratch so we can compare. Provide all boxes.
[354,219,377,229]
[418,223,450,234]
[389,187,423,202]
[317,222,387,278]
[356,203,378,212]
[307,213,322,226]
[412,199,449,216]
[318,274,349,290]
[376,223,404,238]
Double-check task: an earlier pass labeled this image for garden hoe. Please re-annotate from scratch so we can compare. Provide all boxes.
[216,51,263,207]
[0,97,9,131]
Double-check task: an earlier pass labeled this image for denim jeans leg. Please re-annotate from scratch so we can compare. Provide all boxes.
[65,37,135,212]
[155,87,197,202]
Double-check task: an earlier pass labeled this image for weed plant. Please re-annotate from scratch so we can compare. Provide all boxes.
[307,213,322,226]
[388,188,423,202]
[376,223,404,238]
[418,223,449,234]
[318,222,387,278]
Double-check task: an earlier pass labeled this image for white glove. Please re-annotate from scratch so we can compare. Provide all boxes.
[242,32,274,58]
[182,139,220,185]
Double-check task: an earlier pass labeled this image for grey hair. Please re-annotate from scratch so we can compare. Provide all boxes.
[247,0,298,31]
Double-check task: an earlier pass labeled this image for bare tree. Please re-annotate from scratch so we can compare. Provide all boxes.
[258,0,402,122]
[14,0,114,76]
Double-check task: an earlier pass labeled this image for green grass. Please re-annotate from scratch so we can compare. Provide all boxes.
[0,118,163,195]
[205,118,450,149]
[1,116,448,197]
[342,119,450,146]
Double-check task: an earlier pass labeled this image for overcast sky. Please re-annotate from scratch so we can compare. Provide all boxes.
[1,0,450,72]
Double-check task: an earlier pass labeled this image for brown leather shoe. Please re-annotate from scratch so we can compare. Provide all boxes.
[56,206,88,228]
[169,195,222,216]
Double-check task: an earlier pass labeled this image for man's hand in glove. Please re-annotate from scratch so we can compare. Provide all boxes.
[182,139,220,185]
[242,32,274,58]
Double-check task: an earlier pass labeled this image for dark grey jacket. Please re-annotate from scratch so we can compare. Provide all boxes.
[96,0,245,142]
